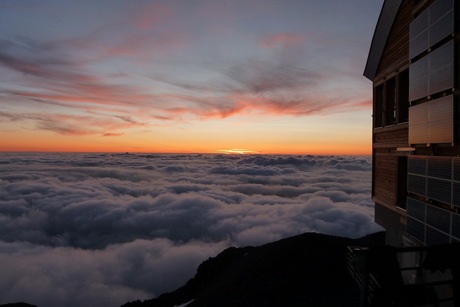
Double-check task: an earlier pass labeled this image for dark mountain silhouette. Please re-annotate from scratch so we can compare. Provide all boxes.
[0,303,37,307]
[122,231,385,307]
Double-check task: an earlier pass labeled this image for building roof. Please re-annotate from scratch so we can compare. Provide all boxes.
[363,0,403,80]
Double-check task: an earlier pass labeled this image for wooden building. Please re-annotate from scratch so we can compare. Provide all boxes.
[364,0,460,246]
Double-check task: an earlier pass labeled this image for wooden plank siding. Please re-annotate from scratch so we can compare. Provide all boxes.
[369,0,441,246]
[374,0,437,82]
[371,0,436,211]
[374,124,409,145]
[374,1,413,82]
[374,148,399,207]
[372,1,414,212]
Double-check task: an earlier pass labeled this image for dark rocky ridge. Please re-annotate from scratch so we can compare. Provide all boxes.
[123,231,385,307]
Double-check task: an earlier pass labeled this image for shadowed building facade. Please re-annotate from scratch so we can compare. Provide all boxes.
[364,0,460,247]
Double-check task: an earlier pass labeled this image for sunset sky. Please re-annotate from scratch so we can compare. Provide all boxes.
[0,0,383,155]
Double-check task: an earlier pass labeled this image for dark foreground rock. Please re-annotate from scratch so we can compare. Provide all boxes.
[122,231,385,307]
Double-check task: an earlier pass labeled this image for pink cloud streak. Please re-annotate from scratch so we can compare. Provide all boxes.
[260,33,307,48]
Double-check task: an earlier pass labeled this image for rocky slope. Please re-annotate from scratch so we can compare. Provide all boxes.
[122,231,385,307]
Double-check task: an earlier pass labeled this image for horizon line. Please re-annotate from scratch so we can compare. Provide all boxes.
[0,150,371,156]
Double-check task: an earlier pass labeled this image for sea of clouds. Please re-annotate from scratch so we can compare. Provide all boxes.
[0,152,382,306]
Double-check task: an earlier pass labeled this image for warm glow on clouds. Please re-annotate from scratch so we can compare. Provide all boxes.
[0,0,383,155]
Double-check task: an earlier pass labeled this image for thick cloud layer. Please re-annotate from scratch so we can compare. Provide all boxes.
[0,152,381,306]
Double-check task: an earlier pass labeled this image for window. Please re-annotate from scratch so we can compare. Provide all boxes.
[374,84,384,128]
[373,69,409,128]
[397,69,409,123]
[385,77,396,125]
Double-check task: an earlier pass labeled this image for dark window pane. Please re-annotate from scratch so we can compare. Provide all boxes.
[374,84,384,128]
[385,77,396,125]
[398,69,409,123]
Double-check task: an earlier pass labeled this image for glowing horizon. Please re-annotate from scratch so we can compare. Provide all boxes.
[0,145,371,156]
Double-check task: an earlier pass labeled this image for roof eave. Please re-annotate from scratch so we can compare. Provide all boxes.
[363,0,403,80]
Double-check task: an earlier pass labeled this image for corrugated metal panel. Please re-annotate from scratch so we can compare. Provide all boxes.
[429,40,454,94]
[429,95,453,122]
[429,40,454,68]
[428,0,454,46]
[409,123,427,144]
[409,0,454,59]
[428,120,453,144]
[427,95,453,144]
[408,156,426,175]
[409,95,453,145]
[452,158,460,181]
[407,196,460,244]
[408,157,460,208]
[426,204,451,233]
[427,177,451,204]
[409,9,429,58]
[409,103,428,144]
[453,213,460,239]
[427,157,452,180]
[453,182,460,208]
[454,160,460,182]
[409,56,429,101]
[408,174,426,196]
[429,65,454,95]
[429,10,454,46]
[426,226,450,245]
[407,217,425,243]
[409,40,454,101]
[407,197,426,221]
[430,0,454,21]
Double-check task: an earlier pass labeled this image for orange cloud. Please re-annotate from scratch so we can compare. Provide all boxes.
[102,132,124,137]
